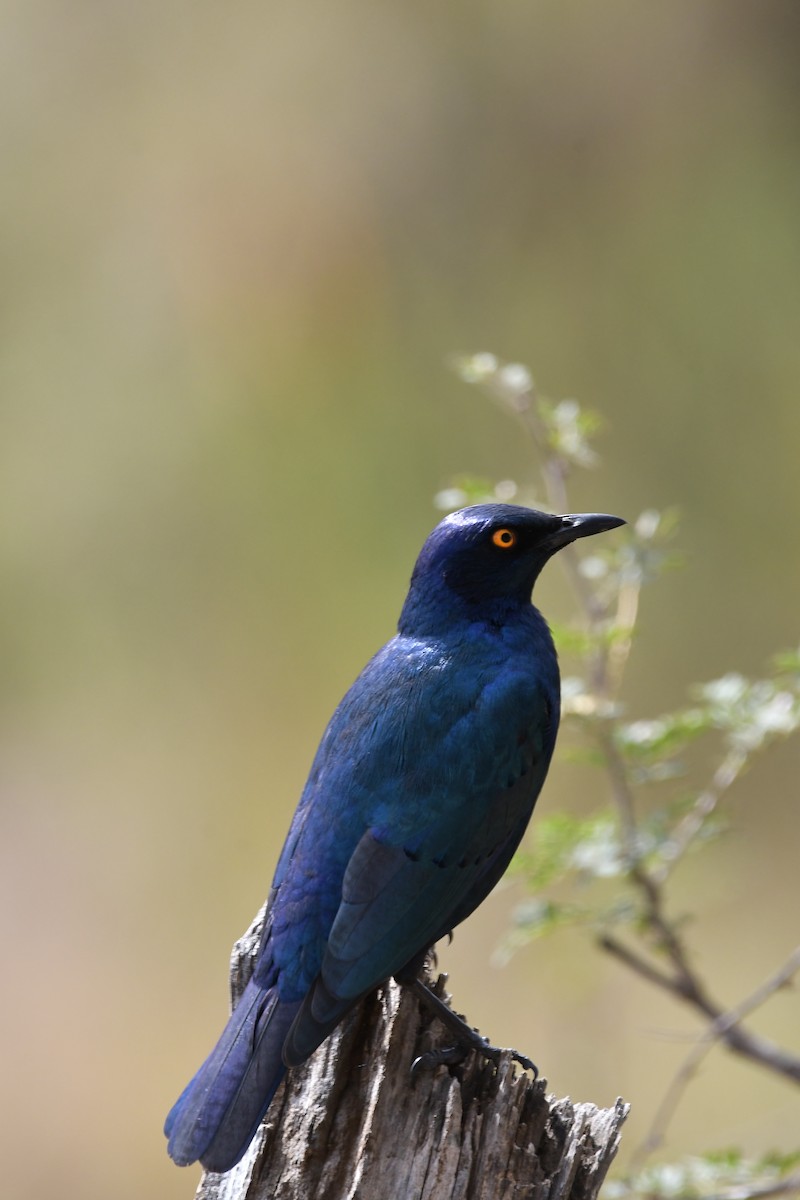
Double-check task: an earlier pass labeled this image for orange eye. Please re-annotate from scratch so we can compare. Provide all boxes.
[491,528,517,549]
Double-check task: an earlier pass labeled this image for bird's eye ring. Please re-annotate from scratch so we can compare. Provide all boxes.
[491,528,517,549]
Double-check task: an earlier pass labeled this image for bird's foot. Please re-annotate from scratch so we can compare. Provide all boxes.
[411,1044,469,1075]
[405,977,538,1078]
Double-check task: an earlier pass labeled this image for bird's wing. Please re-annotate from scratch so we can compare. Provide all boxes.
[335,812,530,982]
[282,736,545,1065]
[275,633,558,1064]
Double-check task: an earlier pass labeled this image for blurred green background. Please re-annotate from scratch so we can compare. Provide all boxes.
[2,2,799,1197]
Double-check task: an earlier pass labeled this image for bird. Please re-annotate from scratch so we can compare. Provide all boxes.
[164,502,624,1173]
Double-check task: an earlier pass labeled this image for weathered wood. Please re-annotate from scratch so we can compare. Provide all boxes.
[193,909,628,1200]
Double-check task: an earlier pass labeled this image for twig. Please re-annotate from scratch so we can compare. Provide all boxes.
[600,931,800,1102]
[633,946,800,1164]
[595,726,644,870]
[652,746,749,886]
[598,935,683,995]
[607,575,640,693]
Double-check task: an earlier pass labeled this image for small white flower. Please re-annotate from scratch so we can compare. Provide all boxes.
[434,487,468,511]
[579,555,608,581]
[570,834,621,878]
[754,691,798,736]
[498,362,532,393]
[554,398,580,425]
[656,1164,689,1196]
[494,479,518,501]
[469,352,498,378]
[701,673,748,706]
[634,509,661,539]
[619,719,667,747]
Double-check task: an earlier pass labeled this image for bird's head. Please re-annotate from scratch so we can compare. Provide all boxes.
[398,503,625,634]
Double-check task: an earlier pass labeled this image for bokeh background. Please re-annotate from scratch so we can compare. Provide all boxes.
[2,2,799,1197]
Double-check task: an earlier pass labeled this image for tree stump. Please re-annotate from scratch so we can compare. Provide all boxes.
[192,908,628,1200]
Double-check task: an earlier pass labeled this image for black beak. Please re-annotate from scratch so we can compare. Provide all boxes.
[546,512,626,550]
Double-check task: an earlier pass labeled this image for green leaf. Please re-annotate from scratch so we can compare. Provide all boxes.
[513,812,627,889]
[615,709,712,762]
[493,899,585,960]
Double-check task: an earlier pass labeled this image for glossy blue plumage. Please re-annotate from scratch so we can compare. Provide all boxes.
[165,503,623,1172]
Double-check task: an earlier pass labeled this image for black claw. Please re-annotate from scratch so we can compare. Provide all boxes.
[405,977,538,1079]
[511,1050,538,1076]
[411,1044,469,1076]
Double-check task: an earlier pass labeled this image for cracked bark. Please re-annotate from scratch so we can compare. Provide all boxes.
[191,909,628,1200]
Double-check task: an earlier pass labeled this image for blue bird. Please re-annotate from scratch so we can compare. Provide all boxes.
[165,503,624,1172]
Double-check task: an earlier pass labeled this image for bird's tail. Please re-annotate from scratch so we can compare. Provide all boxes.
[164,976,299,1173]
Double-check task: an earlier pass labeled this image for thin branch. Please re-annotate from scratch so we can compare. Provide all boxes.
[595,726,641,866]
[652,746,749,886]
[598,934,684,995]
[607,575,641,693]
[592,722,699,995]
[600,929,800,1096]
[633,946,800,1165]
[594,724,800,1091]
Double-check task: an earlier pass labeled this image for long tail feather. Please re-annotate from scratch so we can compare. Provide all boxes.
[165,976,299,1173]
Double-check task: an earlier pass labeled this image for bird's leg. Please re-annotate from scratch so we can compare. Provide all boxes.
[403,976,538,1077]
